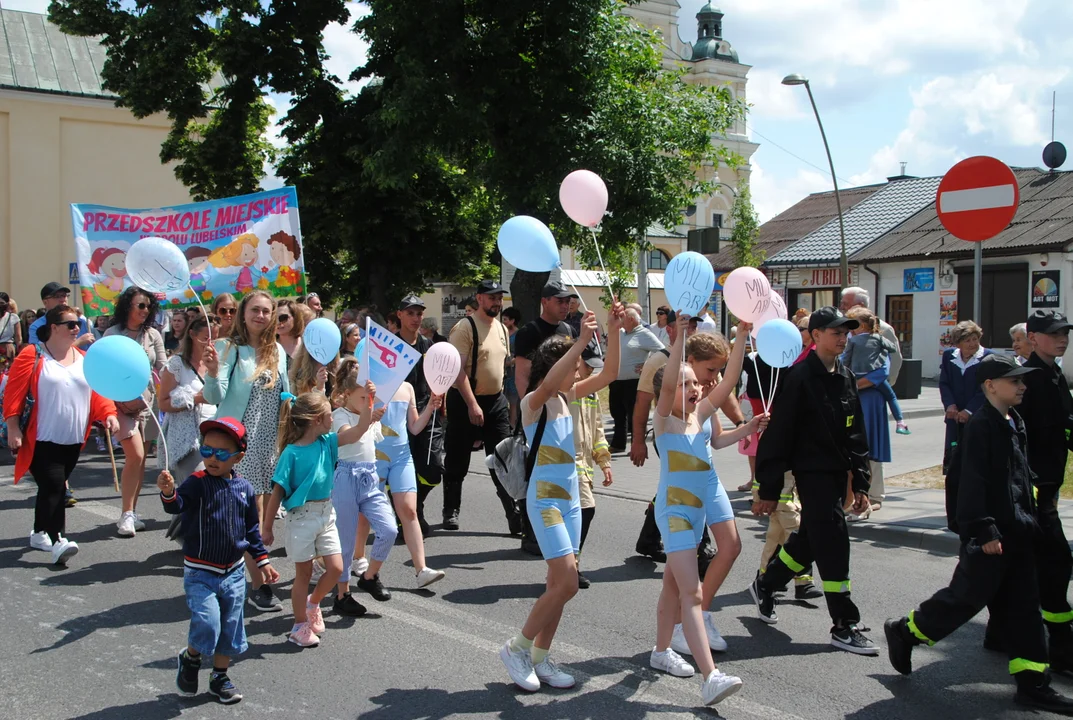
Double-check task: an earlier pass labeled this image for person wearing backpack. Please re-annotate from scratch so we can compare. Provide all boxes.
[498,304,622,693]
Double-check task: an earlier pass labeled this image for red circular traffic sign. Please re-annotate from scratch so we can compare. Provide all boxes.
[936,156,1020,242]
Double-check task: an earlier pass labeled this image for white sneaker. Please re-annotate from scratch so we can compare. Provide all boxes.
[117,511,137,537]
[310,560,325,584]
[498,641,539,692]
[416,567,446,588]
[650,647,695,677]
[534,657,576,688]
[701,669,743,706]
[351,557,369,578]
[51,537,78,565]
[30,531,53,552]
[132,513,146,531]
[703,611,729,653]
[670,624,692,656]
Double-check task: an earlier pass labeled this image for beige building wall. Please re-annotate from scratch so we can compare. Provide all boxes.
[0,89,191,309]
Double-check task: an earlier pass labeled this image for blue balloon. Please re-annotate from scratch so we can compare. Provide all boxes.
[497,216,560,272]
[83,335,152,402]
[664,251,715,316]
[756,319,803,368]
[303,318,342,366]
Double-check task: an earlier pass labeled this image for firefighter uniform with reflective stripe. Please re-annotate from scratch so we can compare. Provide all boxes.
[753,474,814,587]
[904,401,1048,677]
[755,350,870,627]
[570,393,610,554]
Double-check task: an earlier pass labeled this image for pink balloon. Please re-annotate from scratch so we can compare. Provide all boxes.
[559,170,608,227]
[723,267,772,322]
[423,342,462,396]
[750,293,787,339]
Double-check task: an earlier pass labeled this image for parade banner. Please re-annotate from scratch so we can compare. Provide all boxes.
[71,187,304,316]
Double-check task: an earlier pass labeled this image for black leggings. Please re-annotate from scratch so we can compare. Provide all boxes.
[30,441,82,544]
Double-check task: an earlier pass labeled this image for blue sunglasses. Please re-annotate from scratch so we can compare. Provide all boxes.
[199,445,242,462]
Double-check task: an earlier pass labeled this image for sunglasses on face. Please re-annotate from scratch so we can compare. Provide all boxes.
[199,445,241,462]
[277,314,290,322]
[656,310,667,316]
[134,303,150,310]
[217,308,237,316]
[55,320,79,330]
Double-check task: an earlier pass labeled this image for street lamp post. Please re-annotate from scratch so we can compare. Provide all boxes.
[782,73,849,290]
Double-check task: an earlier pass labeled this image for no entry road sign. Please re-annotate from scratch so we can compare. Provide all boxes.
[936,156,1020,242]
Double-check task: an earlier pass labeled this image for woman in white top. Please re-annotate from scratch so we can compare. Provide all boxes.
[105,286,166,538]
[0,294,22,375]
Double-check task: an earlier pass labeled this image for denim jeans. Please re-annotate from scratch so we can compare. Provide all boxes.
[184,566,248,658]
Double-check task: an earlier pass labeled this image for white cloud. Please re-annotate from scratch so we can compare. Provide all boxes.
[0,0,49,13]
[322,2,371,96]
[750,159,832,223]
[745,68,807,119]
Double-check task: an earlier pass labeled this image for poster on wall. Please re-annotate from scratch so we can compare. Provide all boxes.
[939,289,958,353]
[1031,270,1060,308]
[71,187,303,317]
[903,268,935,292]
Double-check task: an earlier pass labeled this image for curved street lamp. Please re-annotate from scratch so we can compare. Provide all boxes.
[782,73,849,290]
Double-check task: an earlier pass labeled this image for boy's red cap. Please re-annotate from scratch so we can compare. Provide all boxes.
[199,417,247,451]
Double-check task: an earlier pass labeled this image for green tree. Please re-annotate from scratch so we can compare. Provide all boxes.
[729,179,765,268]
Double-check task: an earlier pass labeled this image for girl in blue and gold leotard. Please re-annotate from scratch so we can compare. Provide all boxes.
[497,304,623,694]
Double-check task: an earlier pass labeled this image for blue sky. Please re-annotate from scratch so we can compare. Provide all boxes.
[7,0,1071,222]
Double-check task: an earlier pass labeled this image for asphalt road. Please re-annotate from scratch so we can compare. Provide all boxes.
[0,448,1067,720]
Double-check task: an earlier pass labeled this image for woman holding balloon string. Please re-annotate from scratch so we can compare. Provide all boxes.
[203,290,291,613]
[105,287,167,539]
[3,304,119,565]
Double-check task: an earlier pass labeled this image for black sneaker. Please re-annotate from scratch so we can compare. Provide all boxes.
[749,573,778,624]
[577,572,591,589]
[443,510,460,531]
[520,538,542,556]
[208,672,242,704]
[176,650,200,697]
[64,489,77,508]
[357,573,391,601]
[1016,673,1073,715]
[333,592,368,617]
[248,584,282,612]
[795,582,823,600]
[831,623,879,656]
[635,541,667,563]
[507,512,523,537]
[884,618,915,674]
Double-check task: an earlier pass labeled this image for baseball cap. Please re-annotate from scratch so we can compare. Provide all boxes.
[40,282,71,300]
[398,294,426,311]
[541,281,578,300]
[975,353,1037,384]
[1026,310,1073,334]
[808,306,860,333]
[476,279,505,295]
[581,339,604,369]
[199,417,248,451]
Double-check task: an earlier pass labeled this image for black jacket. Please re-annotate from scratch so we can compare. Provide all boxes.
[956,402,1038,545]
[1019,353,1073,497]
[755,351,871,501]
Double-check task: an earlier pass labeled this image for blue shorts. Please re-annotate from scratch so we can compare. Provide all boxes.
[655,478,707,553]
[705,472,734,526]
[526,480,581,560]
[376,449,417,494]
[184,567,247,658]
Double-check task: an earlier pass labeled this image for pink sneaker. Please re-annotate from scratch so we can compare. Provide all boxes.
[288,622,320,648]
[306,597,326,635]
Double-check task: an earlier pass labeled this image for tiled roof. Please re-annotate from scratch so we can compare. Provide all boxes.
[766,176,942,266]
[851,168,1073,263]
[646,223,685,239]
[0,10,113,99]
[706,184,882,269]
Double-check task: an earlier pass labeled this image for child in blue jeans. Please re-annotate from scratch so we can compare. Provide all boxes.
[843,307,909,435]
[158,417,278,704]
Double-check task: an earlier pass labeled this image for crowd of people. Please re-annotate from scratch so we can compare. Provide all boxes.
[2,277,1073,713]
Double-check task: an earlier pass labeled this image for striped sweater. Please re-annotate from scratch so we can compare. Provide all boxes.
[161,470,270,574]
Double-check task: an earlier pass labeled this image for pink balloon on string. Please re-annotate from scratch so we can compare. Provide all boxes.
[723,267,772,322]
[423,342,462,396]
[751,293,787,339]
[559,170,608,228]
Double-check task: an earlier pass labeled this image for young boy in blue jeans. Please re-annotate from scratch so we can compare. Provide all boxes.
[157,417,278,704]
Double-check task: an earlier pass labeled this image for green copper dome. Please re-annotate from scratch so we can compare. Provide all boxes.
[692,3,739,62]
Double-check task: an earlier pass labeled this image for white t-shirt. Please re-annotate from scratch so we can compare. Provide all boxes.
[332,406,384,462]
[36,351,91,444]
[163,355,217,423]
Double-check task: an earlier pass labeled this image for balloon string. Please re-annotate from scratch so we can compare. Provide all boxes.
[189,284,212,343]
[589,228,616,304]
[563,273,602,357]
[427,410,435,465]
[681,333,686,420]
[755,355,768,417]
[148,406,169,472]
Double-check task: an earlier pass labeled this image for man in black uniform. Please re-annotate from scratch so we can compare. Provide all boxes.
[749,307,877,655]
[884,354,1073,715]
[395,294,443,536]
[511,281,578,554]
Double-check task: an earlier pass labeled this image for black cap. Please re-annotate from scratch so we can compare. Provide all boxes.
[976,353,1037,384]
[476,279,505,295]
[808,306,859,333]
[40,282,71,300]
[581,339,603,369]
[541,281,578,299]
[398,294,425,311]
[1027,310,1073,335]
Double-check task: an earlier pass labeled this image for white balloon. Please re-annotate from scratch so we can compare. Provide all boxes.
[125,237,191,293]
[423,342,462,396]
[303,318,342,366]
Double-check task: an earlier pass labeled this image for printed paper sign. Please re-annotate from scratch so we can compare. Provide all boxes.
[357,318,421,408]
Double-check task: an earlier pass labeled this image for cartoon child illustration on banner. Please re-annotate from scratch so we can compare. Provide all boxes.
[86,245,129,308]
[268,230,303,296]
[184,246,212,300]
[208,232,260,295]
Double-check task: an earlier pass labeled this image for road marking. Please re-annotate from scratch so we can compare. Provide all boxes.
[938,184,1016,213]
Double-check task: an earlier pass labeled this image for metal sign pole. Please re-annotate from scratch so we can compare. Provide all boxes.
[973,243,982,324]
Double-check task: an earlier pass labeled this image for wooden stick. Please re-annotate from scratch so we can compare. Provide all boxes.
[105,425,119,493]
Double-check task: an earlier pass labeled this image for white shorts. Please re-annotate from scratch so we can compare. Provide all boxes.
[284,501,341,562]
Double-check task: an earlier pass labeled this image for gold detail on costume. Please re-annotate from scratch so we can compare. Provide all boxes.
[668,516,693,533]
[541,507,564,527]
[536,481,572,501]
[537,445,573,466]
[665,486,703,508]
[667,450,711,473]
[381,425,399,437]
[375,449,390,462]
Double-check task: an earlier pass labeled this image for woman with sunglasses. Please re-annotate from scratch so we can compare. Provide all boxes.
[106,287,167,538]
[3,305,119,565]
[276,299,306,370]
[212,294,239,338]
[340,323,361,357]
[158,314,218,542]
